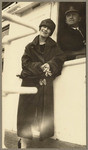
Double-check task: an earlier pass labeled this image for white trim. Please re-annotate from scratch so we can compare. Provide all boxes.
[2,2,41,14]
[64,58,86,67]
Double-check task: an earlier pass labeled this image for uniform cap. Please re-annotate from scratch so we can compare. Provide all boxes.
[65,6,79,15]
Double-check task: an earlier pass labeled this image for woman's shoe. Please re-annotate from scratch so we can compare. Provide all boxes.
[18,139,21,148]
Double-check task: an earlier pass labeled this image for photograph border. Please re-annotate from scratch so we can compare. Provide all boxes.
[1,0,88,149]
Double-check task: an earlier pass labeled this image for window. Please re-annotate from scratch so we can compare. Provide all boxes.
[57,2,86,61]
[2,24,10,71]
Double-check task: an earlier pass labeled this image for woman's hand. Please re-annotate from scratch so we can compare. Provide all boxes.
[41,63,52,76]
[41,63,50,70]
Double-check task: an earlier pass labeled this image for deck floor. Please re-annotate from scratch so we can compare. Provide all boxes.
[4,130,86,149]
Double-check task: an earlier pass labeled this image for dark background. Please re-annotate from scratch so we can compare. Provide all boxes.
[2,2,14,10]
[58,2,86,40]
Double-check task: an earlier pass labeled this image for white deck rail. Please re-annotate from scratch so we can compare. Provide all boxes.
[2,12,37,44]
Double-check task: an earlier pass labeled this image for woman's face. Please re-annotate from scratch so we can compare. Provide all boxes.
[66,12,81,27]
[40,26,51,38]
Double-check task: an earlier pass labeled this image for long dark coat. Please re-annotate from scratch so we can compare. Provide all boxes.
[17,35,65,140]
[59,25,86,60]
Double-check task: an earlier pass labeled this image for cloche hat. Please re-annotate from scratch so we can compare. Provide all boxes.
[39,18,56,36]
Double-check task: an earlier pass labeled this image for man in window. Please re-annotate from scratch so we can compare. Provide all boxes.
[59,6,86,60]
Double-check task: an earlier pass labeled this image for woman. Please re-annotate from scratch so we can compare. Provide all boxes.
[17,18,65,148]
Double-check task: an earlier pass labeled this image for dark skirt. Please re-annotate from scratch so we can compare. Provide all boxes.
[17,77,54,140]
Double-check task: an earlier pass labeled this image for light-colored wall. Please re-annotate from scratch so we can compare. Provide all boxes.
[2,2,86,145]
[54,58,86,145]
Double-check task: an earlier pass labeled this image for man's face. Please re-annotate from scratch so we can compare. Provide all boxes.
[66,12,81,27]
[40,26,51,38]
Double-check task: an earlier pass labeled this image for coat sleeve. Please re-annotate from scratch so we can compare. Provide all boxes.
[47,45,66,78]
[21,46,43,76]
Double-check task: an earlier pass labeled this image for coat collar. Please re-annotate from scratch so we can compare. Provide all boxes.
[31,35,56,47]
